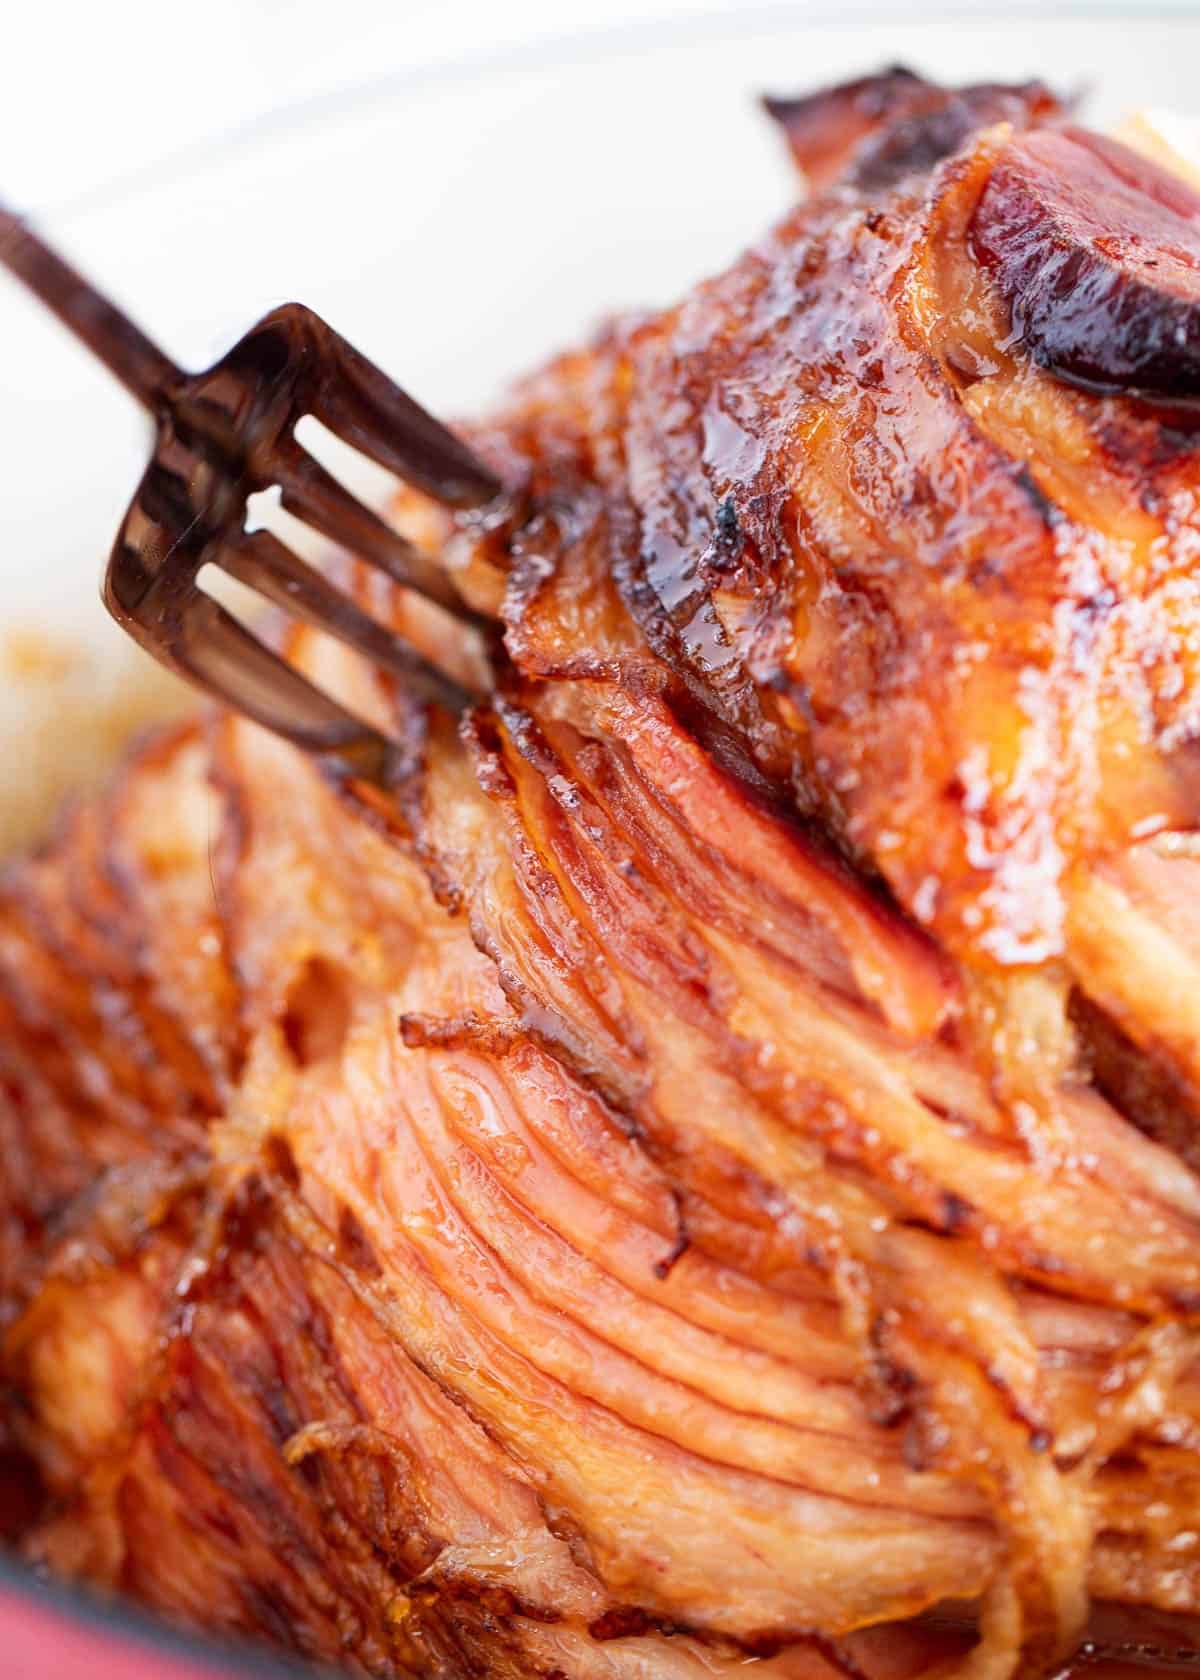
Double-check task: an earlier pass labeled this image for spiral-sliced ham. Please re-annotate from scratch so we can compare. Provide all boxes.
[7,64,1200,1680]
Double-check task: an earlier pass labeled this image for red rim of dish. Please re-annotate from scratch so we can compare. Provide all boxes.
[0,1554,323,1679]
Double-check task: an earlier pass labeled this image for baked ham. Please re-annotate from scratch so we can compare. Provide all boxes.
[7,66,1200,1680]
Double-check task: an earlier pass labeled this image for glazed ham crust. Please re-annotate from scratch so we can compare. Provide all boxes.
[7,66,1200,1680]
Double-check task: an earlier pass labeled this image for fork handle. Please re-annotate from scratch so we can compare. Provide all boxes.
[0,204,180,411]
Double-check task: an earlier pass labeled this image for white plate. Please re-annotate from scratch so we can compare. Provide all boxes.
[1,7,1197,846]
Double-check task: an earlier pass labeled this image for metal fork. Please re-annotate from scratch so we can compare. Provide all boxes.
[0,205,504,787]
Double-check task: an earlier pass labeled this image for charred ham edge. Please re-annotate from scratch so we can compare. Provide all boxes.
[971,126,1200,395]
[763,66,1062,191]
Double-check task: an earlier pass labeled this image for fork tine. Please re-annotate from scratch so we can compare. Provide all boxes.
[220,528,481,712]
[298,311,501,509]
[272,436,477,617]
[1,216,505,778]
[111,575,405,786]
[0,203,180,411]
